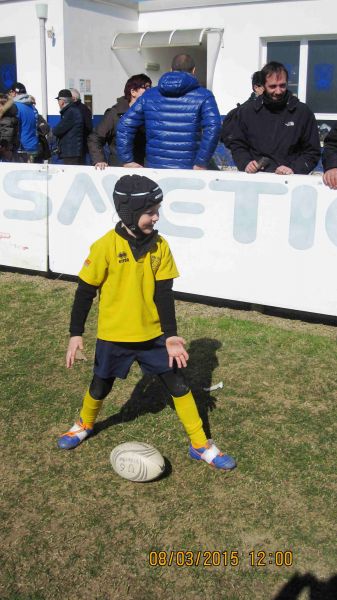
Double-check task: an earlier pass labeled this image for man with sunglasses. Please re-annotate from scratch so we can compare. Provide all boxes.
[229,61,320,175]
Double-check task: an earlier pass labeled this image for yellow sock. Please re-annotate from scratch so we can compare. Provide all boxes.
[80,390,103,427]
[172,390,207,448]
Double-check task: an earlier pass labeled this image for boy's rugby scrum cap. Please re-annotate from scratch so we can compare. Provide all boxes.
[113,175,163,232]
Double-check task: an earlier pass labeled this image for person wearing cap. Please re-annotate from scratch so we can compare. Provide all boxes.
[87,73,151,169]
[52,89,84,165]
[7,81,27,98]
[1,82,39,162]
[57,174,236,472]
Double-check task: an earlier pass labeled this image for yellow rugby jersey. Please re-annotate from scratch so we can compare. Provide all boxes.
[78,229,179,342]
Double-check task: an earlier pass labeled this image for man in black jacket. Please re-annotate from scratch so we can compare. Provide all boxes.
[229,62,321,175]
[53,89,84,165]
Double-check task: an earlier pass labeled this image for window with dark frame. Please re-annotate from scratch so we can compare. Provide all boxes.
[0,37,17,93]
[266,40,300,97]
[266,38,337,116]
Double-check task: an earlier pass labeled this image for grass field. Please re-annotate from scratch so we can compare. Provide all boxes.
[1,271,336,600]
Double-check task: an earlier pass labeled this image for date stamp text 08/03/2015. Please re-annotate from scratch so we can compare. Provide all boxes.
[149,550,293,568]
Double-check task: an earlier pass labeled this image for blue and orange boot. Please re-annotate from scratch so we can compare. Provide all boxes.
[189,440,236,471]
[57,419,93,449]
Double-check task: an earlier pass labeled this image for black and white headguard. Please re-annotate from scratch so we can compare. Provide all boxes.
[113,175,163,234]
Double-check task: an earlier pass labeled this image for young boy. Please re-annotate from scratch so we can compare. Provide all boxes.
[58,174,236,471]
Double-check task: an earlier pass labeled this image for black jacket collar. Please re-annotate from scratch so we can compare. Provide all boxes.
[60,102,74,116]
[254,91,299,113]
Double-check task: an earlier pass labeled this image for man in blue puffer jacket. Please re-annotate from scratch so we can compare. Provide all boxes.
[117,54,221,170]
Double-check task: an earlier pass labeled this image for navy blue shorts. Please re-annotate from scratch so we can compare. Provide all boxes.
[94,335,172,380]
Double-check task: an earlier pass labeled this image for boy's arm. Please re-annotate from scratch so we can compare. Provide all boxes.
[154,279,188,368]
[153,279,177,337]
[66,278,98,368]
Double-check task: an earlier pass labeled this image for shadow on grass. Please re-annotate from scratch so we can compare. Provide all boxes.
[273,572,337,600]
[93,337,222,440]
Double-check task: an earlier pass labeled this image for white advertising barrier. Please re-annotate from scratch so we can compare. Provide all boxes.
[47,164,124,275]
[47,166,337,316]
[1,163,337,316]
[0,163,48,271]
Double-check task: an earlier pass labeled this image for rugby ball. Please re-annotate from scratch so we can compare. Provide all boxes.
[110,442,165,482]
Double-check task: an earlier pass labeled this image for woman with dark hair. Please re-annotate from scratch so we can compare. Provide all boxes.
[88,74,152,169]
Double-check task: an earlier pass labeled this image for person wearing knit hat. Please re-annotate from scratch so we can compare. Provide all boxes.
[57,174,236,472]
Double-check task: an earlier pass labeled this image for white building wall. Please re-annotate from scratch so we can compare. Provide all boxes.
[0,0,66,116]
[63,0,138,115]
[1,0,336,117]
[0,0,138,118]
[138,0,337,113]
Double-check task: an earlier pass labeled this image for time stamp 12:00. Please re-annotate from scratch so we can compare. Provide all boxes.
[149,550,294,568]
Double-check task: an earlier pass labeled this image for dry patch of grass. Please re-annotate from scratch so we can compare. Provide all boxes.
[1,271,336,600]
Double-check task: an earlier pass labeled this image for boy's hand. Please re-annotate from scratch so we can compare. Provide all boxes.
[66,336,83,368]
[166,336,189,369]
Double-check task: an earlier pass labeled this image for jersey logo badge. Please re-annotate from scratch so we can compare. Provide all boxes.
[118,252,129,263]
[151,256,161,273]
[84,259,91,267]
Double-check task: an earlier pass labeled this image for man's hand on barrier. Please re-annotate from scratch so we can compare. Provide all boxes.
[94,162,108,170]
[275,165,294,175]
[245,160,259,173]
[193,165,207,170]
[323,168,337,190]
[123,162,142,168]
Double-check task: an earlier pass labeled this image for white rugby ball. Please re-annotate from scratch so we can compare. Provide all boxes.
[110,442,165,482]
